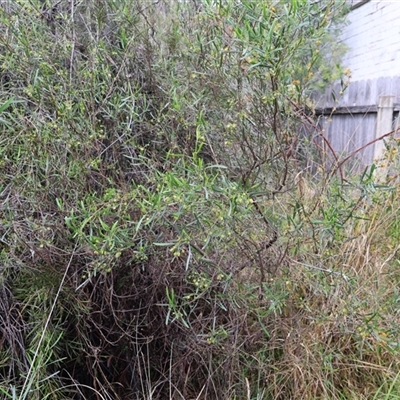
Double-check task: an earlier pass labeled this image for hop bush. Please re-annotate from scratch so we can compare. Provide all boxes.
[2,1,400,399]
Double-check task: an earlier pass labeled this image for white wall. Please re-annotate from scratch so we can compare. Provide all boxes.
[341,1,400,82]
[313,1,400,168]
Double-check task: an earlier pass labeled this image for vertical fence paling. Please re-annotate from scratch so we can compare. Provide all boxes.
[373,96,394,181]
[316,89,398,173]
[374,96,394,161]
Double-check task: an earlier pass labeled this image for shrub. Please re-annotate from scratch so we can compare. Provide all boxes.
[2,1,400,399]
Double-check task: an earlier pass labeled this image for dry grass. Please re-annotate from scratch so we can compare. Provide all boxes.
[1,0,400,399]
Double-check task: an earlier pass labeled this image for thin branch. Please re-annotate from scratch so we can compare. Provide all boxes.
[20,244,78,400]
[332,127,400,176]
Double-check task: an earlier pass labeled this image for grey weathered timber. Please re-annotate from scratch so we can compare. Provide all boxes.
[313,77,400,171]
[374,96,395,181]
[374,96,394,161]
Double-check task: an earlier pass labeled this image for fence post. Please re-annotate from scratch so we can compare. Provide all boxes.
[374,95,394,181]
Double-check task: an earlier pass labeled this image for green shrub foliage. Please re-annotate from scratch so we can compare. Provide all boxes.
[7,1,400,400]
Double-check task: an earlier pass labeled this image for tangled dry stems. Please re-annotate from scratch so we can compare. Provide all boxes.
[1,0,400,399]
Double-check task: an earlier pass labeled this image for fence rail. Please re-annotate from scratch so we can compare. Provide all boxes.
[313,77,400,172]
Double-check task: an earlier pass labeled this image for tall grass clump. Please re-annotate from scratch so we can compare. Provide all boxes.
[1,0,400,399]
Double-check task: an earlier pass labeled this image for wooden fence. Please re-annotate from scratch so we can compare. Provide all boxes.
[314,76,400,173]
